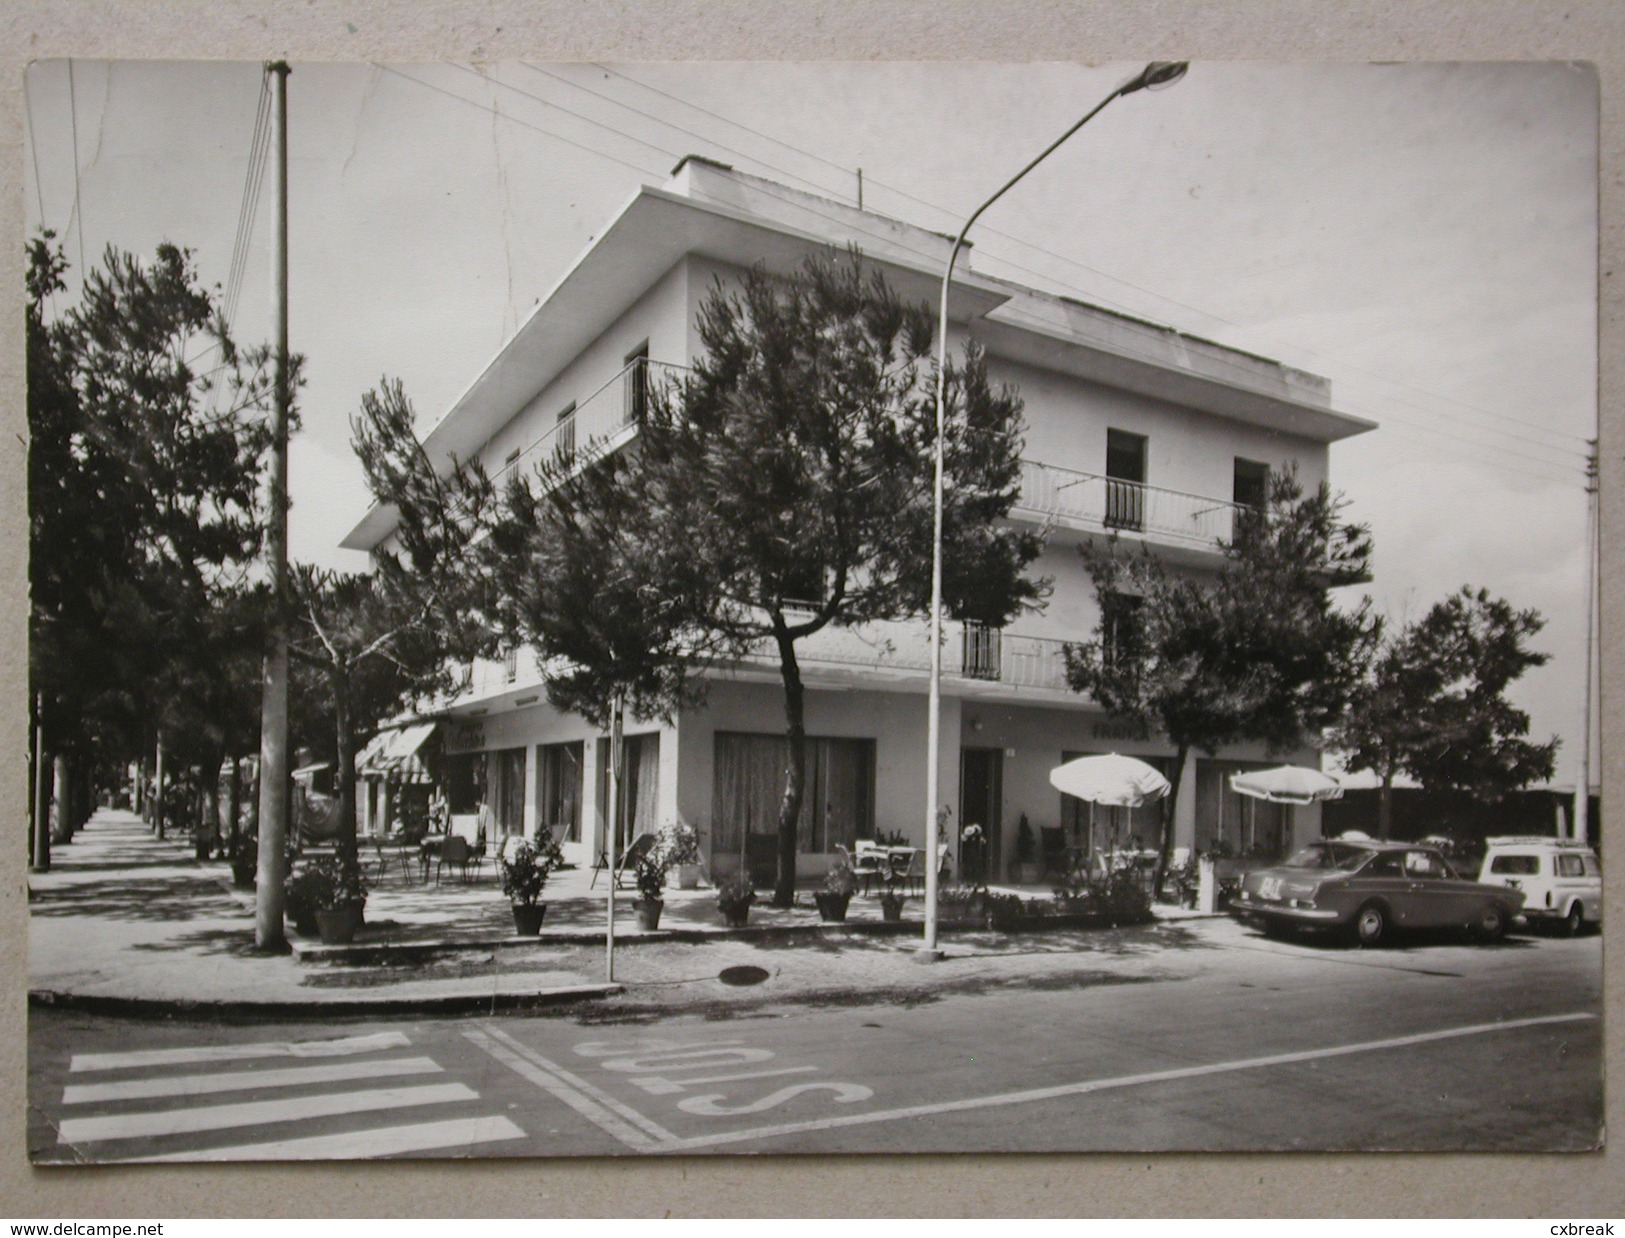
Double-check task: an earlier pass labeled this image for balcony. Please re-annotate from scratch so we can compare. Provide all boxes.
[490,358,687,489]
[738,620,1076,696]
[1016,460,1245,551]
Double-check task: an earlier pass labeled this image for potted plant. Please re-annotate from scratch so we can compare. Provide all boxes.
[814,858,858,922]
[306,852,368,945]
[229,834,257,889]
[501,830,565,935]
[879,872,906,923]
[1014,814,1040,885]
[635,853,667,930]
[716,874,756,927]
[284,865,323,937]
[658,822,704,889]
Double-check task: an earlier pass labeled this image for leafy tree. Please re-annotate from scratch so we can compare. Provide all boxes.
[490,251,1044,904]
[1065,469,1378,891]
[27,232,279,829]
[1337,587,1557,837]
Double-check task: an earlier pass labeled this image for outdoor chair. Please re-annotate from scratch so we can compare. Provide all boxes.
[466,831,488,882]
[851,840,888,895]
[590,831,658,890]
[435,834,472,884]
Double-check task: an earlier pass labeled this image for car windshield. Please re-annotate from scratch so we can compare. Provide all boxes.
[1284,843,1369,871]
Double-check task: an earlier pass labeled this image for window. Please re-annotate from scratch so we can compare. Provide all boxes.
[1233,458,1270,510]
[712,733,874,855]
[1403,851,1453,879]
[492,747,527,837]
[598,732,660,851]
[1362,853,1404,877]
[623,343,650,426]
[503,446,521,473]
[1490,854,1540,875]
[961,621,1002,680]
[1105,429,1146,530]
[537,741,584,842]
[555,402,577,462]
[1101,592,1143,672]
[1557,853,1587,878]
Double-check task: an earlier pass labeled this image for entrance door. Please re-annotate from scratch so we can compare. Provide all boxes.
[959,748,1003,882]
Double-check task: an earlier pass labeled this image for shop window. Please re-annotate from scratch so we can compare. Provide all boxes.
[712,733,874,856]
[537,741,584,843]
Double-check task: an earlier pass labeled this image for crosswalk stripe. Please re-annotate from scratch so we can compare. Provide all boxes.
[58,1083,476,1144]
[139,1115,528,1162]
[62,1057,443,1105]
[69,1032,411,1073]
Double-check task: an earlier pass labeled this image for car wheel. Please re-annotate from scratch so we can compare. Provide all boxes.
[1560,903,1583,938]
[1352,902,1387,947]
[1476,903,1507,944]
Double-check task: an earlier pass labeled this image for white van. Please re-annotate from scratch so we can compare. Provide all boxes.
[1477,837,1602,935]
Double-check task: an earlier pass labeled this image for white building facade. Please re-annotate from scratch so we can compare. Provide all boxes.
[343,157,1375,882]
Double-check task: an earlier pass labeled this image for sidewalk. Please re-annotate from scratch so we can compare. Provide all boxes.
[29,810,1219,1018]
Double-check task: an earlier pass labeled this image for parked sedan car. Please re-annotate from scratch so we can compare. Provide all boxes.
[1230,839,1525,946]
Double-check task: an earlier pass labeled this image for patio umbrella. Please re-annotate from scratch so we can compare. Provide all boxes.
[1228,765,1344,805]
[1048,753,1171,807]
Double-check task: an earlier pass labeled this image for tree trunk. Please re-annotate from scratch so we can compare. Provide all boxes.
[1153,744,1190,899]
[334,680,359,866]
[51,754,72,844]
[771,619,807,907]
[1378,770,1394,840]
[227,757,242,851]
[153,734,166,840]
[31,713,50,872]
[203,774,221,860]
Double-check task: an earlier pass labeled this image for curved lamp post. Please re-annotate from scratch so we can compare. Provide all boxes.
[920,61,1188,959]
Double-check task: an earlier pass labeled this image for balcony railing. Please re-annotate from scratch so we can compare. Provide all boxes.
[737,620,1076,694]
[492,358,687,489]
[1018,460,1244,549]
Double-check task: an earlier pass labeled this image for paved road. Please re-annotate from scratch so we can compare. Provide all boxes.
[29,920,1602,1160]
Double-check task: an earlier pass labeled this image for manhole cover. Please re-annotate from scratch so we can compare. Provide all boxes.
[718,965,771,987]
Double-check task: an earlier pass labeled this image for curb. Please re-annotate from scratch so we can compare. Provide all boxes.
[28,981,625,1020]
[288,916,938,964]
[284,910,1164,965]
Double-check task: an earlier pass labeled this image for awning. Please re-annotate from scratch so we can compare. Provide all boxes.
[357,722,438,784]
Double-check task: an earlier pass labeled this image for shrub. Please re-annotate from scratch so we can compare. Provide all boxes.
[656,821,703,868]
[501,830,565,905]
[822,858,858,897]
[716,873,756,910]
[297,851,369,911]
[636,853,667,902]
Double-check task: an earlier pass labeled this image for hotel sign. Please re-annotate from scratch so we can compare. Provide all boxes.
[445,720,485,753]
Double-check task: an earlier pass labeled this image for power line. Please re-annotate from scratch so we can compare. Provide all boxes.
[375,64,667,184]
[66,59,87,281]
[587,62,1593,457]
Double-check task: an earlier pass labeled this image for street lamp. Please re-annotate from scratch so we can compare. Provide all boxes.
[919,61,1188,959]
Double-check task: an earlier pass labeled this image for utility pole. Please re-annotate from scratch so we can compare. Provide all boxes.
[605,694,623,982]
[1574,439,1598,844]
[31,695,49,872]
[255,60,292,950]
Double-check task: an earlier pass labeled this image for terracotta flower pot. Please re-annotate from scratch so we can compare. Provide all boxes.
[880,894,905,923]
[315,902,363,945]
[512,903,547,935]
[636,899,664,931]
[720,902,751,928]
[814,892,851,923]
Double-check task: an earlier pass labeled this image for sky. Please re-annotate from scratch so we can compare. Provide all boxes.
[22,59,1599,779]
